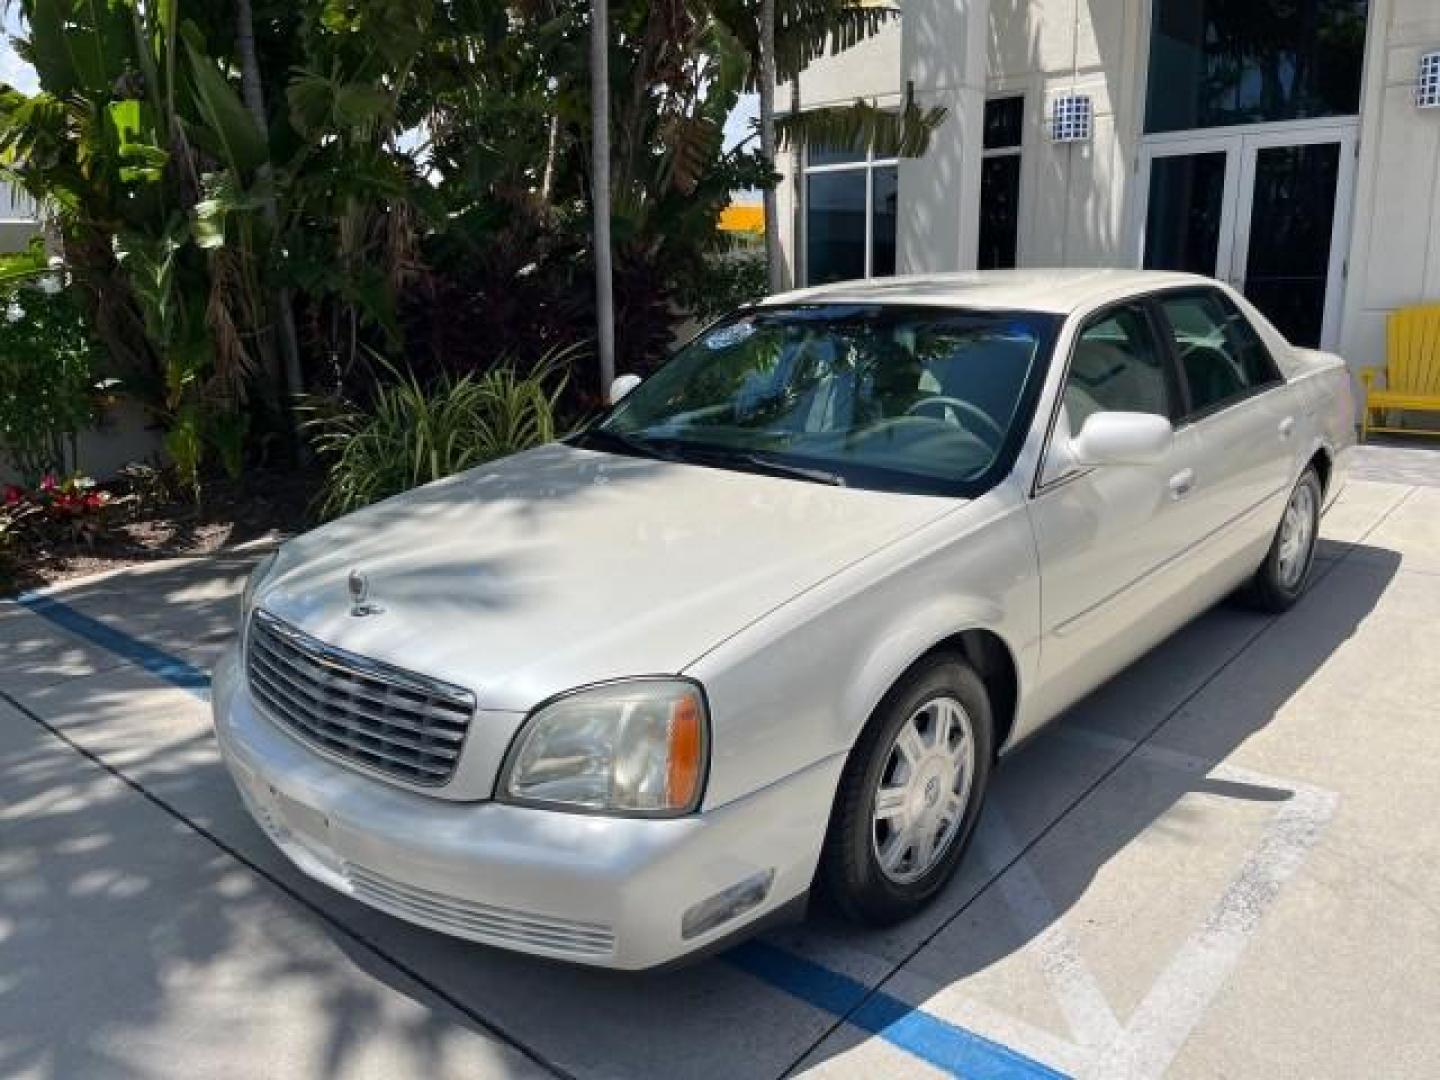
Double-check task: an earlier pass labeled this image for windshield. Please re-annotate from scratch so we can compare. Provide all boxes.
[590,304,1059,495]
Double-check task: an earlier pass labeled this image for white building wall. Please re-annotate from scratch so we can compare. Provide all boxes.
[896,0,988,273]
[1340,0,1440,369]
[781,0,1153,278]
[986,0,1147,269]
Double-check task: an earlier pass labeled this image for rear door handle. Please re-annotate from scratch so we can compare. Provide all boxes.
[1278,416,1295,439]
[1169,468,1195,500]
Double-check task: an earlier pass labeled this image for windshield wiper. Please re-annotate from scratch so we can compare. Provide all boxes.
[571,427,681,463]
[574,429,845,486]
[679,447,846,487]
[736,453,846,487]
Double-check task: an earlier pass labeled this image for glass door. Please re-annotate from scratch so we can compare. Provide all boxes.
[1137,122,1356,348]
[1139,138,1240,279]
[1232,129,1355,349]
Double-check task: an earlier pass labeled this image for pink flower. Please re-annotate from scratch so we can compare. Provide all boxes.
[3,484,21,507]
[39,473,57,493]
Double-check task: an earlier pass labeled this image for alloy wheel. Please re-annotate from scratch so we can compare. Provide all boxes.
[870,695,976,885]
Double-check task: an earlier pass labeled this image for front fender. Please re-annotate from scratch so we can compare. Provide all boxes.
[839,595,1012,748]
[690,486,1040,810]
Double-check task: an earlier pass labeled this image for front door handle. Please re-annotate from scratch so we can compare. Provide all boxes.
[1169,468,1195,500]
[1278,416,1295,439]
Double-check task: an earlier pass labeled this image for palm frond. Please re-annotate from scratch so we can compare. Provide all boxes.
[772,3,897,85]
[658,113,722,195]
[776,95,948,159]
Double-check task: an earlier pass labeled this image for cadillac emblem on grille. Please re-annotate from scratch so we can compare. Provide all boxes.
[348,569,383,617]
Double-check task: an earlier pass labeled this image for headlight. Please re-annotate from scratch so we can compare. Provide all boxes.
[501,679,709,816]
[239,551,278,629]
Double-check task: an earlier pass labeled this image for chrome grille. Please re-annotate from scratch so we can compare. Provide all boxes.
[346,864,617,958]
[246,609,475,786]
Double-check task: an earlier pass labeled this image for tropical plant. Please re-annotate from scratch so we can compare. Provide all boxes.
[304,351,569,518]
[0,276,103,481]
[3,472,113,547]
[0,0,473,481]
[0,0,936,488]
[0,0,293,493]
[403,0,774,392]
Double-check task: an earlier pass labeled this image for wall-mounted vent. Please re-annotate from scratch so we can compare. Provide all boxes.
[1050,94,1093,142]
[1418,51,1440,110]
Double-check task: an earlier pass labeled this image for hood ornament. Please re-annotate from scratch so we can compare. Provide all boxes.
[348,569,383,617]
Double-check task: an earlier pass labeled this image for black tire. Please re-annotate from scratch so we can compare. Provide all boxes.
[819,653,994,926]
[1241,466,1322,613]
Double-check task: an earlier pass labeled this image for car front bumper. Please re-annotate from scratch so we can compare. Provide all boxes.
[211,648,842,969]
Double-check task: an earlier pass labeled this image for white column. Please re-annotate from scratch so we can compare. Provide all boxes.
[898,0,991,273]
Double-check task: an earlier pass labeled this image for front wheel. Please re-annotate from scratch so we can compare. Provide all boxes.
[1241,466,1322,613]
[819,654,993,925]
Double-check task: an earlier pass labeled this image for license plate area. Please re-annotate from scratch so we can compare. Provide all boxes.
[249,776,342,874]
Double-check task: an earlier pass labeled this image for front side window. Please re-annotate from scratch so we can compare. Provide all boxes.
[1158,290,1280,414]
[1144,0,1369,134]
[805,135,900,285]
[1064,304,1171,430]
[590,306,1060,495]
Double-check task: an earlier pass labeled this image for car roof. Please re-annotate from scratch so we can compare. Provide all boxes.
[760,268,1214,316]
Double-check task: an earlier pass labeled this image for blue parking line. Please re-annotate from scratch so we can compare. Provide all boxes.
[12,587,1067,1079]
[727,940,1067,1078]
[14,590,211,699]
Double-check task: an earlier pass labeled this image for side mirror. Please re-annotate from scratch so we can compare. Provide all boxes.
[609,374,642,404]
[1070,411,1174,467]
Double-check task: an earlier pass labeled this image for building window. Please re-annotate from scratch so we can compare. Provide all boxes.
[1144,0,1370,134]
[804,139,899,285]
[978,96,1023,270]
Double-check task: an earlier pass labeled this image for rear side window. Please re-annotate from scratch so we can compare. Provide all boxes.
[1158,290,1281,415]
[1063,303,1171,430]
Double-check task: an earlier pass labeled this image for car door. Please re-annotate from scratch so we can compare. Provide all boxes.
[1027,299,1205,712]
[1153,288,1296,577]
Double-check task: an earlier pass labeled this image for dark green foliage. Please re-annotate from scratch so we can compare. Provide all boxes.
[0,276,103,482]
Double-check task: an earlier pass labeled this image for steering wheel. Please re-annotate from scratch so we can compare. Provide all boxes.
[905,396,1005,447]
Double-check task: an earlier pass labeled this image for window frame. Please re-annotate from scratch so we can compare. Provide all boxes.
[977,94,1025,270]
[1147,286,1285,424]
[1140,0,1371,136]
[801,138,901,286]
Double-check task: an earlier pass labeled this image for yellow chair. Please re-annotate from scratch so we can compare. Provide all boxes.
[1361,303,1440,440]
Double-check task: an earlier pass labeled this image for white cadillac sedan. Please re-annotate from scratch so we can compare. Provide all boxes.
[213,270,1355,969]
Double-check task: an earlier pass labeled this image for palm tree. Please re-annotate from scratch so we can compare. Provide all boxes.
[591,0,616,396]
[758,0,781,292]
[234,0,304,449]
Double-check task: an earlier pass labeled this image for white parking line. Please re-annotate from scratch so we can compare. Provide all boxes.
[977,818,1126,1055]
[867,725,1340,1079]
[1056,725,1341,1078]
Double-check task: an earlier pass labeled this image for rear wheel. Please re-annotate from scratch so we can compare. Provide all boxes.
[1241,466,1322,613]
[820,654,993,925]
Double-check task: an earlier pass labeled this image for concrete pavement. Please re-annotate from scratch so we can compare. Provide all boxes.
[2,451,1439,1079]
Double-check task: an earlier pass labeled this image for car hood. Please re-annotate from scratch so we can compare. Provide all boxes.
[256,443,958,711]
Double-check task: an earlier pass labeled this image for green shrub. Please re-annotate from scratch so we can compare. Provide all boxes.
[676,251,769,324]
[0,277,104,482]
[305,360,566,519]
